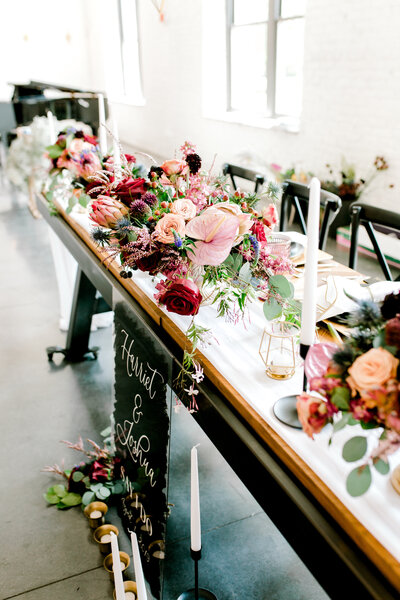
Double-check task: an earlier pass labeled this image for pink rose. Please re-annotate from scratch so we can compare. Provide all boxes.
[296,392,329,439]
[170,199,197,220]
[262,203,279,231]
[153,213,186,244]
[69,138,93,154]
[161,159,189,177]
[347,348,399,393]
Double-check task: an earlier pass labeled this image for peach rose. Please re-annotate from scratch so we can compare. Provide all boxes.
[170,199,197,220]
[153,213,186,244]
[161,159,189,176]
[296,392,329,439]
[347,348,399,393]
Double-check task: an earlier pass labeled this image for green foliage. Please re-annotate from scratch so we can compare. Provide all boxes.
[44,485,81,509]
[332,413,354,433]
[342,436,368,462]
[46,144,63,159]
[268,275,294,300]
[330,386,350,410]
[373,458,390,475]
[346,465,372,497]
[263,298,282,321]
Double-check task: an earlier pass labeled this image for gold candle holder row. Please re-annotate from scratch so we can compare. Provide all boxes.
[84,501,138,599]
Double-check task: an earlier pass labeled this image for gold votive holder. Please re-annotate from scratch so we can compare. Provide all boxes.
[259,321,300,380]
[127,492,146,511]
[113,580,138,600]
[84,501,108,528]
[93,524,119,555]
[103,551,130,582]
[148,539,165,560]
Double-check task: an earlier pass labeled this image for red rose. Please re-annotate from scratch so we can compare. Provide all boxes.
[136,251,161,274]
[113,177,147,206]
[159,278,203,316]
[251,220,267,243]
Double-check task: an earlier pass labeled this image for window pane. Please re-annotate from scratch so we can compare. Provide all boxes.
[280,0,306,18]
[230,24,268,114]
[275,18,304,117]
[233,0,268,25]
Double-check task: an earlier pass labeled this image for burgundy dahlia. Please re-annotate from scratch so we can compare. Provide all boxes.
[186,153,202,174]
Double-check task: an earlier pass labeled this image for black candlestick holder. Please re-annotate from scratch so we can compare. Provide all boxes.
[177,549,217,600]
[273,343,310,429]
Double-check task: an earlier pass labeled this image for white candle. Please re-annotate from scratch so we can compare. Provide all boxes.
[110,531,125,600]
[300,177,321,346]
[100,534,112,543]
[90,510,102,519]
[97,93,107,156]
[125,593,136,600]
[130,532,148,600]
[190,445,201,552]
[47,110,56,143]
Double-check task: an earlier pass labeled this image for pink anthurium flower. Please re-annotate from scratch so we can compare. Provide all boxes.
[185,211,239,265]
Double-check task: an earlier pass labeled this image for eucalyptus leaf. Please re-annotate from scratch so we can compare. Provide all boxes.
[239,261,251,283]
[96,487,111,499]
[57,502,70,510]
[53,484,67,498]
[100,426,111,438]
[346,465,372,497]
[333,413,353,432]
[263,297,282,321]
[46,144,63,159]
[90,482,104,492]
[374,459,390,475]
[62,493,82,507]
[269,275,294,299]
[112,481,125,495]
[82,491,96,506]
[72,471,84,482]
[342,436,368,462]
[78,193,90,208]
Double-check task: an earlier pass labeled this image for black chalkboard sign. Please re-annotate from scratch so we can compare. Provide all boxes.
[113,295,172,599]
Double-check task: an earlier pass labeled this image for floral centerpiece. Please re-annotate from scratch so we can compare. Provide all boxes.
[43,430,125,509]
[83,142,296,395]
[44,127,144,214]
[296,292,400,496]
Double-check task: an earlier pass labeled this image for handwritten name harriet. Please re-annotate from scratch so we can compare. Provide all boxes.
[120,329,164,399]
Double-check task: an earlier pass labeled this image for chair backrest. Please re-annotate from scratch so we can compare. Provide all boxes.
[222,163,265,194]
[349,201,400,281]
[280,180,342,251]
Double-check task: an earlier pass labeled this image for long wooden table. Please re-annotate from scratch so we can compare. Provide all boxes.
[38,195,400,600]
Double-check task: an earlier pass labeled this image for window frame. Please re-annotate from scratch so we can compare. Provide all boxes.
[225,0,304,119]
[114,0,145,106]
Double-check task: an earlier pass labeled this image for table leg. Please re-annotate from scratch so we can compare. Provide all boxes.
[47,267,100,362]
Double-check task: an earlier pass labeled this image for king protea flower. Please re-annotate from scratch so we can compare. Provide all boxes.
[89,196,129,229]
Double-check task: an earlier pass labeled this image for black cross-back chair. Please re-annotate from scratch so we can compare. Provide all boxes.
[279,180,342,251]
[222,163,265,194]
[349,201,400,281]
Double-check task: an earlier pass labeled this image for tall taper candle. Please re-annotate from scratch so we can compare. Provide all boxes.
[190,445,201,552]
[97,93,107,156]
[300,177,321,346]
[47,110,56,143]
[130,531,148,600]
[110,531,125,600]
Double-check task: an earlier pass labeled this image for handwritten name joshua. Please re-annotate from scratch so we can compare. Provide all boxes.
[120,329,164,399]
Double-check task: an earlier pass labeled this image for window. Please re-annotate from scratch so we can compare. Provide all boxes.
[104,0,144,105]
[226,0,305,119]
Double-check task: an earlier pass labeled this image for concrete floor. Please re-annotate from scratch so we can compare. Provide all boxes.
[0,179,391,600]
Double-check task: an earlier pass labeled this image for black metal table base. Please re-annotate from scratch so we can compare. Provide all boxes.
[47,266,111,363]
